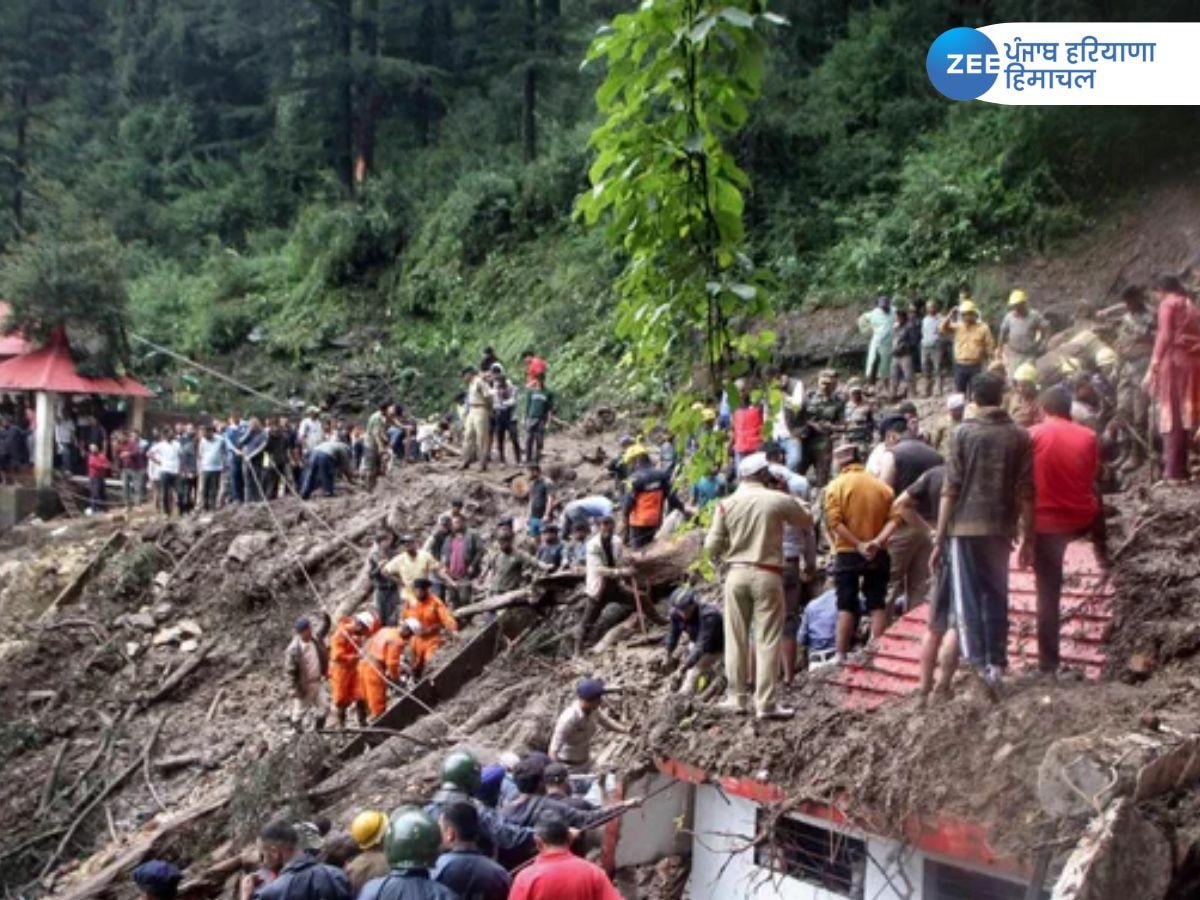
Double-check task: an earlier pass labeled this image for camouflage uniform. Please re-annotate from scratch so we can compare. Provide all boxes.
[1114,309,1155,460]
[800,383,846,487]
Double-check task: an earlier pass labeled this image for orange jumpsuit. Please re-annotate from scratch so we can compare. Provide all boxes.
[357,627,409,718]
[329,617,366,709]
[402,595,459,675]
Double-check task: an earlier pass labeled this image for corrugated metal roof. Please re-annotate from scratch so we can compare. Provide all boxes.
[828,542,1111,709]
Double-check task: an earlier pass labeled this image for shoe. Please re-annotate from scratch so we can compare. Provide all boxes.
[756,705,795,721]
[715,696,749,715]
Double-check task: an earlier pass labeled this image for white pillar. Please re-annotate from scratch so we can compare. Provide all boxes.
[132,395,146,433]
[34,391,56,489]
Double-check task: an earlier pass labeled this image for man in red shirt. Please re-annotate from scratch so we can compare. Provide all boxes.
[730,388,764,468]
[509,813,620,900]
[522,349,548,388]
[1027,387,1104,673]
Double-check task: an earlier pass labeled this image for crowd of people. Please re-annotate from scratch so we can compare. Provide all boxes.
[128,716,639,900]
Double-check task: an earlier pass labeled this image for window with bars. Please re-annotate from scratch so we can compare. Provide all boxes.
[924,858,1049,900]
[753,810,866,898]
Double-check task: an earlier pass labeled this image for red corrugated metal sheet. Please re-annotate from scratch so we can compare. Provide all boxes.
[0,302,35,357]
[828,541,1112,709]
[0,328,153,398]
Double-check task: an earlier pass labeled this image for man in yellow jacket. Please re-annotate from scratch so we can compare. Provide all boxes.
[940,298,995,394]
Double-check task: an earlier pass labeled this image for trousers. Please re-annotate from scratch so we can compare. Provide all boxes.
[200,471,221,510]
[887,522,933,610]
[948,535,1010,670]
[1033,530,1078,672]
[723,566,785,712]
[463,407,492,466]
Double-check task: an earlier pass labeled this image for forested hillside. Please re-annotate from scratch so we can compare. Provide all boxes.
[1,0,1198,413]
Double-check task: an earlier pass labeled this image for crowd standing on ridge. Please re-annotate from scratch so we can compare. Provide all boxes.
[70,272,1200,898]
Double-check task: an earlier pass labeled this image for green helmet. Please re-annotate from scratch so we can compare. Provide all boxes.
[440,750,481,793]
[383,806,441,870]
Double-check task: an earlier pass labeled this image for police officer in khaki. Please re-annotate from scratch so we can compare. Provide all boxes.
[704,452,814,719]
[459,365,494,471]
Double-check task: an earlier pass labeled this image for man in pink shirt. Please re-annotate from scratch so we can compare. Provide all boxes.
[1027,387,1104,673]
[509,813,620,900]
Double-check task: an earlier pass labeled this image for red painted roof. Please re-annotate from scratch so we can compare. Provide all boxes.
[0,328,154,398]
[0,302,35,357]
[828,542,1112,709]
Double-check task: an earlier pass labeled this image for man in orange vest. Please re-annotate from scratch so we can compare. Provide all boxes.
[356,622,414,718]
[401,578,460,678]
[329,611,376,727]
[620,448,684,550]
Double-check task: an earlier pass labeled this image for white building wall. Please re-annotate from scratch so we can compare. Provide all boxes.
[686,784,923,900]
[614,773,693,868]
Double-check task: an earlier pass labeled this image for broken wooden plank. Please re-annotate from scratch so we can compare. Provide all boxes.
[40,531,127,622]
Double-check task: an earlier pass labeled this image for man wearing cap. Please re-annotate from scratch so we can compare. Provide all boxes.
[665,587,725,695]
[704,451,814,718]
[932,372,1035,696]
[133,861,182,900]
[843,378,875,457]
[460,366,493,471]
[799,371,846,487]
[870,417,942,615]
[932,393,967,456]
[858,295,895,389]
[285,617,328,731]
[401,578,459,677]
[621,447,684,549]
[941,299,996,393]
[549,678,631,770]
[997,289,1048,376]
[484,524,552,595]
[824,443,894,661]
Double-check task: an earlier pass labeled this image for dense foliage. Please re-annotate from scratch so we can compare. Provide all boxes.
[0,0,1197,410]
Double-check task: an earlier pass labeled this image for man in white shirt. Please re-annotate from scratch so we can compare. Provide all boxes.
[148,428,181,516]
[198,423,225,511]
[548,678,630,771]
[297,406,325,457]
[769,369,806,472]
[55,415,77,472]
[574,516,632,654]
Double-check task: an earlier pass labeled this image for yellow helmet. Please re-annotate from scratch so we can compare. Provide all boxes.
[351,810,389,850]
[1013,362,1038,384]
[959,299,978,315]
[1008,289,1028,307]
[700,407,717,423]
[1095,346,1117,367]
[622,444,651,465]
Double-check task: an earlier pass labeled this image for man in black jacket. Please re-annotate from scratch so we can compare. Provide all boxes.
[664,588,724,696]
[245,821,349,900]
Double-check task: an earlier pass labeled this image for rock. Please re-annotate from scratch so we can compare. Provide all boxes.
[126,611,157,632]
[153,627,183,646]
[227,532,273,564]
[993,742,1015,764]
[1051,799,1171,900]
[177,619,204,637]
[154,571,172,590]
[1127,652,1156,678]
[180,639,200,653]
[125,641,143,658]
[152,602,175,622]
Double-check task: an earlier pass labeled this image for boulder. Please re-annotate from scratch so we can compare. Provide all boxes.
[1051,799,1171,900]
[226,532,273,564]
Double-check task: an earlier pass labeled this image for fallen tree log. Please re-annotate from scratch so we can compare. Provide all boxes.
[139,641,216,707]
[454,589,534,620]
[49,789,233,900]
[628,530,703,587]
[261,511,387,606]
[40,532,127,622]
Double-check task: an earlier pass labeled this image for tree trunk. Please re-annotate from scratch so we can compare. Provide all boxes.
[333,0,355,195]
[12,8,34,229]
[353,0,380,184]
[521,0,537,163]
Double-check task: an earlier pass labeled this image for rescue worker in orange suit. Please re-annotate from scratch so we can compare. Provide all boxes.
[329,611,376,726]
[401,577,460,678]
[620,447,685,550]
[357,621,415,718]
